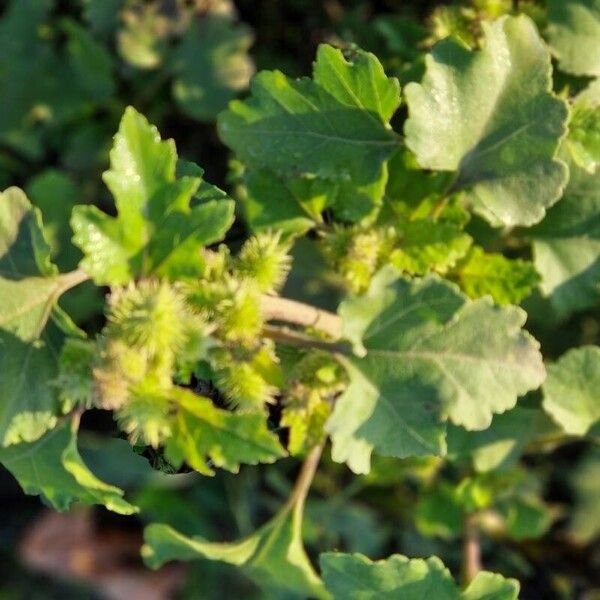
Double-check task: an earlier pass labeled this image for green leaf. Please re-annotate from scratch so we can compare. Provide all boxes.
[543,346,600,435]
[389,219,472,275]
[143,492,327,599]
[224,42,401,178]
[218,44,400,216]
[547,0,600,77]
[243,169,319,235]
[530,160,600,318]
[320,553,519,599]
[405,15,568,227]
[312,45,401,123]
[415,484,463,539]
[25,169,81,270]
[448,406,555,472]
[165,388,285,476]
[462,572,520,600]
[569,447,600,543]
[117,1,174,69]
[173,13,254,122]
[564,95,600,174]
[453,247,540,305]
[382,148,457,220]
[63,19,115,101]
[71,107,234,284]
[0,1,116,159]
[327,268,545,473]
[0,187,86,446]
[501,496,552,541]
[83,0,124,37]
[0,421,137,514]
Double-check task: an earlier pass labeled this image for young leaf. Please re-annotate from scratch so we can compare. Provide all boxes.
[452,247,540,305]
[564,96,600,174]
[143,491,327,599]
[405,15,568,227]
[327,268,545,474]
[390,219,472,275]
[165,389,285,476]
[0,421,137,515]
[542,346,600,435]
[530,160,600,319]
[0,187,86,446]
[320,553,519,599]
[71,107,234,284]
[547,0,600,77]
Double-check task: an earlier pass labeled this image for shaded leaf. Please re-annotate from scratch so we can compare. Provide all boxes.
[0,421,137,514]
[448,405,556,472]
[530,160,600,318]
[547,0,600,77]
[143,486,327,599]
[0,187,86,446]
[569,447,600,543]
[173,14,254,121]
[543,345,600,435]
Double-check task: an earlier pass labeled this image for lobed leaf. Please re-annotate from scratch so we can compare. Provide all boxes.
[71,107,234,284]
[405,15,568,227]
[219,44,401,227]
[320,553,519,599]
[327,268,545,473]
[165,389,285,476]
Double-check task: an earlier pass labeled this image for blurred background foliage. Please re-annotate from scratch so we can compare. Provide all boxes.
[0,1,599,599]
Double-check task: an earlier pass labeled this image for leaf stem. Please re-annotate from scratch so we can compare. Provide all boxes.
[462,512,482,586]
[262,324,349,354]
[287,443,324,511]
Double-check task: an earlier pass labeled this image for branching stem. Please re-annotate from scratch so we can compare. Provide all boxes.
[261,295,342,340]
[59,268,90,293]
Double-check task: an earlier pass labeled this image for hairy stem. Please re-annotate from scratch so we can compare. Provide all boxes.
[261,295,343,340]
[462,513,482,586]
